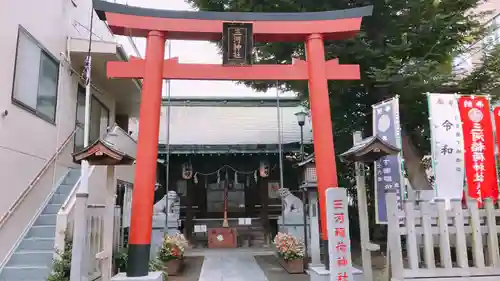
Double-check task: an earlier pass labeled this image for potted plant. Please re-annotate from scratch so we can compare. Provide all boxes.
[273,232,305,274]
[158,233,188,276]
[113,246,167,279]
[48,237,73,281]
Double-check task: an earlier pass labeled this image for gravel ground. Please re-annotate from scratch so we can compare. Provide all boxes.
[169,256,204,281]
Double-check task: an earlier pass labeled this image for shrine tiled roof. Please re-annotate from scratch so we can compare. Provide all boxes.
[157,97,313,147]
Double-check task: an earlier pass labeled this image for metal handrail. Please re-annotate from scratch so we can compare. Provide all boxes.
[60,165,96,212]
[0,128,78,228]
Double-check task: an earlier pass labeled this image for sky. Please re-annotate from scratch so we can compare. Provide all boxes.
[115,0,295,98]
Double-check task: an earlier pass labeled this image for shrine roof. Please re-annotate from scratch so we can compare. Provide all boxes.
[152,96,312,152]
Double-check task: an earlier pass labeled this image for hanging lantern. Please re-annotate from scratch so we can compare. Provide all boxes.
[193,173,198,184]
[234,171,238,185]
[254,170,258,182]
[259,160,270,178]
[182,162,193,180]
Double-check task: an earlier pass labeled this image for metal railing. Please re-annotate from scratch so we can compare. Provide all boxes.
[0,128,78,229]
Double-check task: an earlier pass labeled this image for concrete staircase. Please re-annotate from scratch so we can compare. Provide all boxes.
[0,168,81,281]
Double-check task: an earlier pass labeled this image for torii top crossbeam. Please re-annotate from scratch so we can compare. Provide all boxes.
[94,0,372,81]
[94,0,372,42]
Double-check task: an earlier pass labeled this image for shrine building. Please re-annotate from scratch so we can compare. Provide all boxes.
[155,96,312,247]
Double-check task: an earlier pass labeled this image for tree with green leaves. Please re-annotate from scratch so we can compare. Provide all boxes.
[187,0,495,196]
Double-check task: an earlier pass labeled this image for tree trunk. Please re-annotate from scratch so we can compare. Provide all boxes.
[401,130,432,191]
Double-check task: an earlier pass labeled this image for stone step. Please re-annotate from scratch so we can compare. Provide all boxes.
[41,204,60,215]
[0,266,50,281]
[62,169,81,185]
[56,184,74,195]
[48,193,67,205]
[34,214,57,226]
[18,238,55,251]
[25,226,56,239]
[7,251,53,267]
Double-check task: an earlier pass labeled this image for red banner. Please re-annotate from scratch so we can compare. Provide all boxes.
[493,106,500,197]
[458,96,498,203]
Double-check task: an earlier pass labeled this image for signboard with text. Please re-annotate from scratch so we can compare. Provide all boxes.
[222,22,253,65]
[372,97,404,224]
[326,188,352,281]
[427,93,465,203]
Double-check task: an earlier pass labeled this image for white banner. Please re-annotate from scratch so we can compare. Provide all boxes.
[428,93,465,203]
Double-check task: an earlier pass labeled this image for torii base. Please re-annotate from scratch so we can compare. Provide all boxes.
[112,272,164,281]
[308,266,364,281]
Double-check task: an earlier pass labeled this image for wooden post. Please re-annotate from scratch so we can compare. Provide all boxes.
[420,201,436,269]
[484,198,500,266]
[185,179,194,242]
[404,200,419,270]
[451,199,468,269]
[260,178,270,244]
[468,199,485,268]
[436,199,452,269]
[308,191,322,266]
[385,189,404,280]
[352,131,374,281]
[100,166,116,281]
[222,170,229,227]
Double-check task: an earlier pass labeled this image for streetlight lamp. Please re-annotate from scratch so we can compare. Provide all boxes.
[295,110,308,269]
[295,111,307,160]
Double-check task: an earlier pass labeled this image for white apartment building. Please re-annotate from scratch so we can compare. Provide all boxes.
[0,0,141,280]
[453,1,500,74]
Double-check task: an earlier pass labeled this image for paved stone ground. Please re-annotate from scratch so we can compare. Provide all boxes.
[255,247,389,281]
[169,256,204,281]
[180,247,389,281]
[197,251,269,281]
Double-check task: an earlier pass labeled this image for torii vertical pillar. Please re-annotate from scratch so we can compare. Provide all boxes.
[305,34,339,267]
[127,31,165,277]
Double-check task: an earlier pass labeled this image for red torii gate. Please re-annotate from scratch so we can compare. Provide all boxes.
[93,0,372,276]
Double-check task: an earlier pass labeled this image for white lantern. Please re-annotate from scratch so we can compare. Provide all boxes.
[259,160,269,177]
[182,162,193,179]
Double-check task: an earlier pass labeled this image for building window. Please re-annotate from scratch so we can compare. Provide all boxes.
[12,26,59,123]
[74,85,110,151]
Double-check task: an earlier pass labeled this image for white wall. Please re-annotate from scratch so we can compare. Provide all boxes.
[0,0,134,262]
[453,2,500,74]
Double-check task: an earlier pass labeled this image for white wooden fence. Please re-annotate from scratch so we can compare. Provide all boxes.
[385,189,500,281]
[86,205,105,280]
[56,203,123,281]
